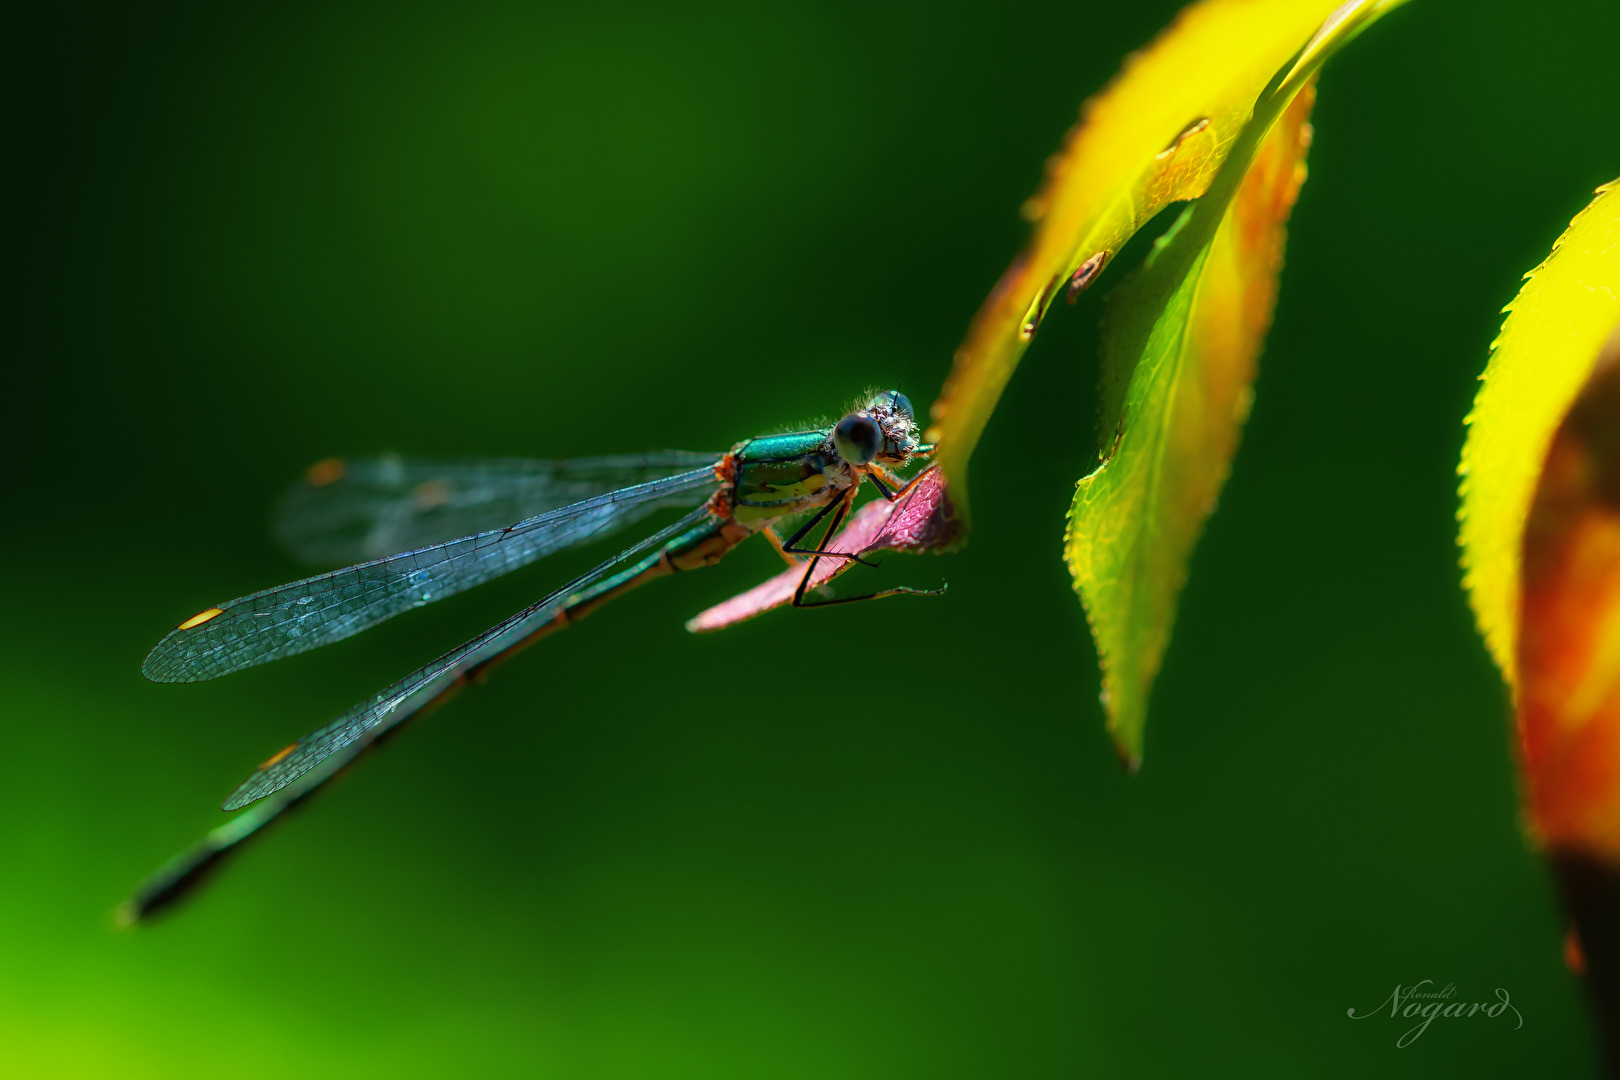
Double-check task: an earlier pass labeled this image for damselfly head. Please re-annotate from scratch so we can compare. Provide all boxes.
[831,390,920,467]
[863,389,921,462]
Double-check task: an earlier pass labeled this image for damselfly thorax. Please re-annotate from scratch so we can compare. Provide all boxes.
[717,389,926,531]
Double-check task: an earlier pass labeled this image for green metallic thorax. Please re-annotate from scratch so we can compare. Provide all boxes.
[727,429,848,527]
[559,428,851,615]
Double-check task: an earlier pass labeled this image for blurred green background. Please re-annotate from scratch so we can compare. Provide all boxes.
[6,0,1616,1075]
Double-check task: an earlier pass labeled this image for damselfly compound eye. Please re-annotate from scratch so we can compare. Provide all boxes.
[833,413,883,466]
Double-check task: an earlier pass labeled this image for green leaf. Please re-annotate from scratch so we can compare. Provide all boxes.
[1064,1,1404,766]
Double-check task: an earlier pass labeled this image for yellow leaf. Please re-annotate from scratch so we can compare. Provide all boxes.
[1460,180,1620,687]
[925,0,1388,513]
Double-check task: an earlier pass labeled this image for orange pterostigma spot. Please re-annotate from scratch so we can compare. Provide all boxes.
[260,744,296,769]
[305,458,346,487]
[176,607,225,631]
[413,479,452,509]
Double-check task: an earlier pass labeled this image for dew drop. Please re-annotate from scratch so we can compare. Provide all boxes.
[1155,116,1211,160]
[1018,275,1064,341]
[1066,250,1111,303]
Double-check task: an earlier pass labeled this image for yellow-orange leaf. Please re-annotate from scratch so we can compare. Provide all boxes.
[926,0,1371,513]
[1065,83,1315,765]
[1055,0,1402,765]
[1518,329,1620,858]
[1461,181,1620,687]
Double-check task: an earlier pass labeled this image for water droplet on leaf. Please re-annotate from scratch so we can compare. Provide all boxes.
[1066,250,1111,303]
[1155,116,1211,160]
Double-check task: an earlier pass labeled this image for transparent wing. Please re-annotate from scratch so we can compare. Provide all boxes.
[143,464,721,683]
[223,502,718,810]
[275,451,723,565]
[120,500,718,923]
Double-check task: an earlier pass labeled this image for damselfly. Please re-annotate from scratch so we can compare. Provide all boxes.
[121,391,945,923]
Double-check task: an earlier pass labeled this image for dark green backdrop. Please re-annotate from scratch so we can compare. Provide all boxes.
[6,0,1613,1075]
